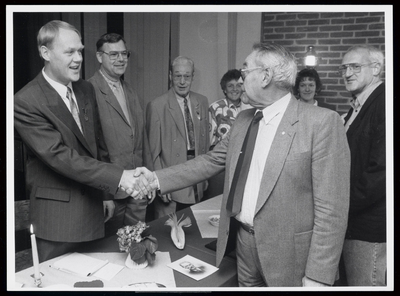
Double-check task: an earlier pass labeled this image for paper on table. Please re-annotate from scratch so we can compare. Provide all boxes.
[91,262,124,281]
[50,252,108,277]
[191,209,220,238]
[168,255,219,281]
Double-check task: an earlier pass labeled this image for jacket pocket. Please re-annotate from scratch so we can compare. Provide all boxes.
[35,187,70,202]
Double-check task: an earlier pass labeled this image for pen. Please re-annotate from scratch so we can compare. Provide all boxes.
[87,260,109,276]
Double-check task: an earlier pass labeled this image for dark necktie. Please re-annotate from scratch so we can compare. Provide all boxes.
[67,87,83,134]
[226,111,264,216]
[343,107,354,126]
[183,98,195,150]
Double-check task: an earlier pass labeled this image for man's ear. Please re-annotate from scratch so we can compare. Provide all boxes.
[372,62,382,76]
[40,46,50,62]
[261,68,272,88]
[96,52,103,64]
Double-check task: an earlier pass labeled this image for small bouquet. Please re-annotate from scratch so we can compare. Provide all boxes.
[117,221,158,269]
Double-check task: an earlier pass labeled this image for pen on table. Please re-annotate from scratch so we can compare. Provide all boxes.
[87,260,109,276]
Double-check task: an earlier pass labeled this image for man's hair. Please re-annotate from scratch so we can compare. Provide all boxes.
[170,56,195,74]
[37,20,81,58]
[220,69,241,92]
[96,33,126,51]
[294,68,323,96]
[252,42,297,91]
[345,45,385,75]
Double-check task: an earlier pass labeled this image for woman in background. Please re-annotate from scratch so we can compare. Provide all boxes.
[294,68,336,111]
[209,69,250,150]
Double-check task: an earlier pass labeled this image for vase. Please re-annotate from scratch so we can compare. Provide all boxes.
[125,253,148,269]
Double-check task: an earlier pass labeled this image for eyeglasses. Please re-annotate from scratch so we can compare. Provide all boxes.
[99,50,131,60]
[337,62,376,76]
[240,67,265,81]
[172,74,193,82]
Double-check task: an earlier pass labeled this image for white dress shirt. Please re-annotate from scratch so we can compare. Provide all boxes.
[236,93,291,226]
[42,68,79,114]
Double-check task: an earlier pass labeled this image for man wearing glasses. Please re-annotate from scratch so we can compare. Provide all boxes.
[339,46,386,286]
[145,56,209,219]
[131,43,350,286]
[88,33,153,234]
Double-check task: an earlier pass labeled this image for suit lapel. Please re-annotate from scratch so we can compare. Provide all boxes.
[167,89,187,140]
[190,93,201,151]
[39,74,93,156]
[347,83,384,136]
[73,83,97,157]
[254,97,298,215]
[95,71,131,127]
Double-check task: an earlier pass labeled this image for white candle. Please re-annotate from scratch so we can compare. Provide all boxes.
[30,224,40,279]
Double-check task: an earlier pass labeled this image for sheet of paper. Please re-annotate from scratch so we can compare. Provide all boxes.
[191,194,222,211]
[85,251,176,288]
[91,262,124,281]
[191,209,220,238]
[168,255,219,281]
[51,252,108,277]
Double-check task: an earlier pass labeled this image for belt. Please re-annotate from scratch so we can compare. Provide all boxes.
[187,150,195,156]
[240,222,255,235]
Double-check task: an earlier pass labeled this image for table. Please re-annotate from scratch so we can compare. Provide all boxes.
[13,195,238,290]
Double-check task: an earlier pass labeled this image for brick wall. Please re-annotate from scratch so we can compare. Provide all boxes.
[261,12,385,114]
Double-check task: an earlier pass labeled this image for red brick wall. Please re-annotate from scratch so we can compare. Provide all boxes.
[261,12,385,114]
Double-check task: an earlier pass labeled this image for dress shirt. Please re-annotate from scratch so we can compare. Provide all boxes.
[345,81,383,131]
[42,68,79,114]
[236,93,291,226]
[175,93,195,150]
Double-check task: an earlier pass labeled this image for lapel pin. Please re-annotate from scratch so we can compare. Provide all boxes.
[282,131,285,135]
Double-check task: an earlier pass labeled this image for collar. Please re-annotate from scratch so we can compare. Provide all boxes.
[99,69,121,88]
[258,92,291,125]
[42,68,73,98]
[352,80,382,109]
[226,98,242,109]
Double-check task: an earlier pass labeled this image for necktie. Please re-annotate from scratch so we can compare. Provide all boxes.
[226,111,264,216]
[66,87,83,134]
[183,98,195,150]
[343,97,358,126]
[343,107,354,126]
[113,83,131,125]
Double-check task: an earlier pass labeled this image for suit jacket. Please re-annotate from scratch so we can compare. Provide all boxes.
[316,99,337,112]
[146,88,209,204]
[88,70,152,199]
[156,96,350,286]
[345,82,386,243]
[14,72,123,242]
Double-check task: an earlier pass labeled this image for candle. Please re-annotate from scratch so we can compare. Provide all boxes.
[30,224,40,280]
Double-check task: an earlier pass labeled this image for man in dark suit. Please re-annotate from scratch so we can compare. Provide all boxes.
[88,33,152,235]
[340,45,386,286]
[145,56,209,219]
[14,20,144,262]
[132,43,350,287]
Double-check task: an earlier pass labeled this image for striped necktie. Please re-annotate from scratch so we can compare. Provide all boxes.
[66,87,83,134]
[183,98,195,150]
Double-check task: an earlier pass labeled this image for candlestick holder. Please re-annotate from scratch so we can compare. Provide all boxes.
[30,272,44,287]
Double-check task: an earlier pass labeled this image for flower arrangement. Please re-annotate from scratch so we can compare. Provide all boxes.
[117,221,158,269]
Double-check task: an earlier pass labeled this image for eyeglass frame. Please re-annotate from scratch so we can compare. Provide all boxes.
[171,74,193,82]
[337,62,377,76]
[98,50,131,60]
[240,66,267,81]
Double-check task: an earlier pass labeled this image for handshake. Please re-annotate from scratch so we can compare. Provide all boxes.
[120,167,159,201]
